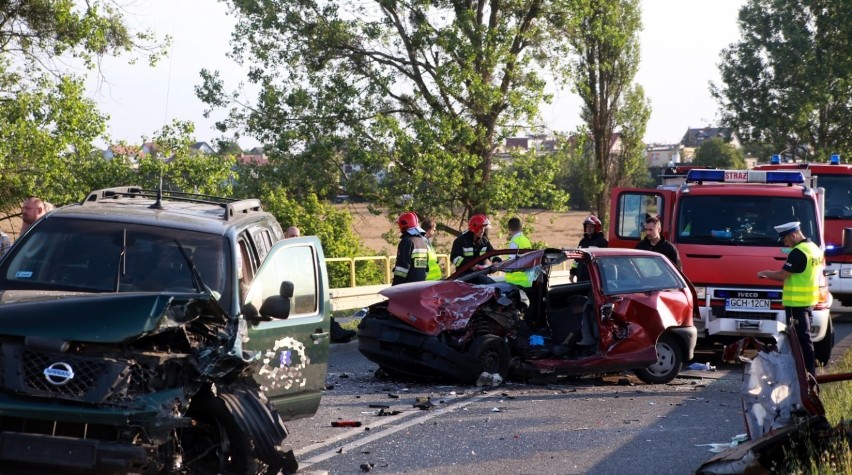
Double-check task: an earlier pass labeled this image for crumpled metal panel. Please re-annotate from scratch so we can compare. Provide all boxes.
[696,331,851,475]
[382,281,497,335]
[0,291,227,343]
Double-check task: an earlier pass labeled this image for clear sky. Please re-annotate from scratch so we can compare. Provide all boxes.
[86,0,746,149]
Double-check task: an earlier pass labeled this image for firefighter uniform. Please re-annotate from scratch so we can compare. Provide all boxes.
[450,231,494,272]
[392,229,430,285]
[571,231,609,282]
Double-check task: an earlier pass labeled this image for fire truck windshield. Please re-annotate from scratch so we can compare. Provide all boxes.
[820,175,852,219]
[676,196,821,246]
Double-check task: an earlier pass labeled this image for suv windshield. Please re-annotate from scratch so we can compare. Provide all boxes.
[0,217,231,305]
[676,196,820,246]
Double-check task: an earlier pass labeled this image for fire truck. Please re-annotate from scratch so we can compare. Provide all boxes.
[608,168,838,363]
[754,154,852,308]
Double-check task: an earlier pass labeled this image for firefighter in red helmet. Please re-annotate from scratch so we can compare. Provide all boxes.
[392,212,430,285]
[450,214,498,283]
[570,214,608,282]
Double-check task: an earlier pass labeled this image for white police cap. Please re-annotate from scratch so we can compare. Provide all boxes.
[773,221,801,237]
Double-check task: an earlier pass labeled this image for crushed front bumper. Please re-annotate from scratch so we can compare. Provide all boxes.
[0,432,148,473]
[357,314,481,382]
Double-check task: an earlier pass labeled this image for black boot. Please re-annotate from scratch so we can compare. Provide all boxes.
[330,318,356,343]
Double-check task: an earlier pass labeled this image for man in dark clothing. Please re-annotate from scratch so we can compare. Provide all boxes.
[392,212,430,285]
[635,215,682,270]
[451,214,497,283]
[571,214,608,282]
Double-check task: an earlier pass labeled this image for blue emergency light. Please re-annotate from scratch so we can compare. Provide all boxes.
[830,154,841,165]
[764,171,805,183]
[686,169,804,184]
[686,169,725,182]
[770,154,781,164]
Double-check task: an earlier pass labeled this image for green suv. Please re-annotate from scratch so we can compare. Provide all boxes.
[0,187,331,474]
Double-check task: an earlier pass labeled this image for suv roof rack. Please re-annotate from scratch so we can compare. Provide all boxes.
[82,186,264,221]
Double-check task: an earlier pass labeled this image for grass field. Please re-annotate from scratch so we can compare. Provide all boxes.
[344,203,590,255]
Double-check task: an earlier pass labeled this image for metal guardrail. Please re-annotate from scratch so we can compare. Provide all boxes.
[330,269,574,313]
[326,254,452,287]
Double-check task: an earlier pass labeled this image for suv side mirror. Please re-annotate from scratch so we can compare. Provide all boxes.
[258,281,295,320]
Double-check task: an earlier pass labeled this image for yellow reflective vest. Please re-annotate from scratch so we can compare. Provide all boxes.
[782,240,824,307]
[506,233,532,287]
[426,241,442,280]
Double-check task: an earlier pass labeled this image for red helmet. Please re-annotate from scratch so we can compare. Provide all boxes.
[397,212,419,232]
[468,214,491,233]
[583,215,602,233]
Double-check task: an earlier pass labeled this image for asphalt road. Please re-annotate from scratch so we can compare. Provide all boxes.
[285,303,852,475]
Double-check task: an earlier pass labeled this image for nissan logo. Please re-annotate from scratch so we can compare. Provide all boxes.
[43,362,75,386]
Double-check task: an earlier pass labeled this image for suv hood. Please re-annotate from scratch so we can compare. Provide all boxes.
[0,290,225,343]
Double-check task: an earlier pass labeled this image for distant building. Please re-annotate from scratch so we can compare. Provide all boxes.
[189,142,215,154]
[503,135,558,153]
[102,142,157,162]
[234,145,269,166]
[680,126,741,162]
[645,143,683,168]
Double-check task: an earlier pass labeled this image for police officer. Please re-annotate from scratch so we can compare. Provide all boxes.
[392,212,430,285]
[507,217,531,252]
[757,221,824,375]
[571,215,608,282]
[505,217,533,287]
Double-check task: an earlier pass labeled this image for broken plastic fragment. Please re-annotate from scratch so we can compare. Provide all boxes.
[331,420,362,427]
[475,372,504,387]
[687,362,717,371]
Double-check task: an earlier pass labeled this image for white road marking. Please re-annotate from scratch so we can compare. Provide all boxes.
[295,390,495,468]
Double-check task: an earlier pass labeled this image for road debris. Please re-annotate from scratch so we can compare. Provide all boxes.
[331,420,363,427]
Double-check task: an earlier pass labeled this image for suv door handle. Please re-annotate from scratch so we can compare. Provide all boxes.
[312,331,330,341]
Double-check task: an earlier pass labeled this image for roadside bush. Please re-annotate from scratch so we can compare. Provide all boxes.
[775,351,852,474]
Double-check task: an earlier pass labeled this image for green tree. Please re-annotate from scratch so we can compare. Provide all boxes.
[0,0,164,72]
[711,0,852,161]
[136,120,236,196]
[693,137,746,169]
[0,0,167,215]
[0,75,107,216]
[198,0,573,233]
[566,0,650,224]
[231,173,384,287]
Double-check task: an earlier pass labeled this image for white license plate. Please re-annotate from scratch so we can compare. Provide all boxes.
[737,320,761,330]
[725,298,771,310]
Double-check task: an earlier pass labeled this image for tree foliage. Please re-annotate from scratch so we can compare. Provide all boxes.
[0,1,167,219]
[0,75,106,217]
[230,167,384,287]
[693,137,746,169]
[200,0,576,233]
[711,0,852,161]
[565,0,650,223]
[0,0,166,74]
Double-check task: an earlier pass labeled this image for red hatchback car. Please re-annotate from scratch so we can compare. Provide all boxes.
[358,248,698,385]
